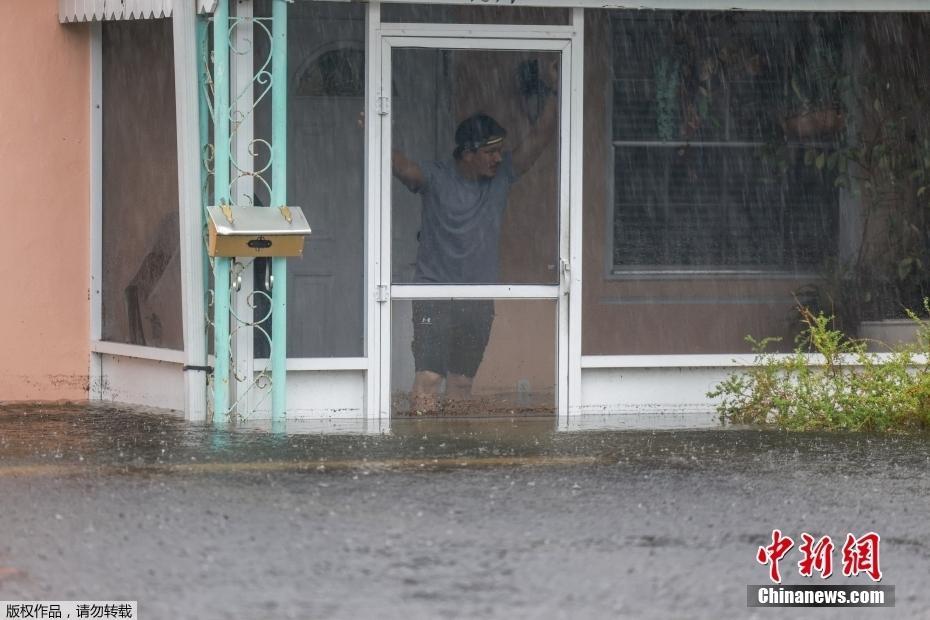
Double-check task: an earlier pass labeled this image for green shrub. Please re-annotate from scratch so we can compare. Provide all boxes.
[708,304,930,432]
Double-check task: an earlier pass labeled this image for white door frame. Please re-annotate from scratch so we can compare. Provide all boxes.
[366,10,584,423]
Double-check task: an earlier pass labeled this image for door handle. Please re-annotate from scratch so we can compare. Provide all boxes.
[560,258,571,293]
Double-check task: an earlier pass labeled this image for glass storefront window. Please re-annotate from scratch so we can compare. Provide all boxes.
[584,11,930,354]
[101,19,182,350]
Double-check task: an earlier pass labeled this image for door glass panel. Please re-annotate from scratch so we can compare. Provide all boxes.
[391,299,556,417]
[390,48,561,285]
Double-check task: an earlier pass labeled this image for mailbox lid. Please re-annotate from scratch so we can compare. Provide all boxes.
[206,205,311,236]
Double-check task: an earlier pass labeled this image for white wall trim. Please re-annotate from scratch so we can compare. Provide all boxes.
[173,0,208,421]
[255,358,370,372]
[581,353,923,369]
[251,370,368,419]
[98,353,186,412]
[92,340,186,364]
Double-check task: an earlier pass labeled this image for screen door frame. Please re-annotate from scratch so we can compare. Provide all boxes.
[365,11,584,423]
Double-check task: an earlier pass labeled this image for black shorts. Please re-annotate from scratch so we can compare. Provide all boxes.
[411,300,495,378]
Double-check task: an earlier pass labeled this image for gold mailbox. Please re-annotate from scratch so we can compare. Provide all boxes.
[206,205,311,258]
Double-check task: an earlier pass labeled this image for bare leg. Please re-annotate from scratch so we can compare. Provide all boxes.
[443,373,474,415]
[445,373,474,398]
[411,370,443,414]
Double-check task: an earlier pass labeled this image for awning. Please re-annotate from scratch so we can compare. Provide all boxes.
[59,0,217,24]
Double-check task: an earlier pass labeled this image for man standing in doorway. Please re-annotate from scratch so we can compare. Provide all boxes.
[391,59,558,414]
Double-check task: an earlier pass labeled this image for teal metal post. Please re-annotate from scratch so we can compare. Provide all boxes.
[271,0,288,425]
[196,15,217,425]
[213,0,231,425]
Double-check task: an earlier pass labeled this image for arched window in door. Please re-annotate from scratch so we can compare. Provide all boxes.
[295,43,365,98]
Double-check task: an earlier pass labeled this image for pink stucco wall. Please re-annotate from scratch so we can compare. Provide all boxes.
[0,2,90,400]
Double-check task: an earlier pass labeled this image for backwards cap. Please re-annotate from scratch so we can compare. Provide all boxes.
[454,113,507,155]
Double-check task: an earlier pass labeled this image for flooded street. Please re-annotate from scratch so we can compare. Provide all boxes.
[1,404,929,619]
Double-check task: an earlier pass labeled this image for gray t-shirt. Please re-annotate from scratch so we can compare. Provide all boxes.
[414,152,517,284]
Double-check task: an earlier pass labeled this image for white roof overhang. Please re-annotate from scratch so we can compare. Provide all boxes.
[59,0,218,24]
[59,0,930,24]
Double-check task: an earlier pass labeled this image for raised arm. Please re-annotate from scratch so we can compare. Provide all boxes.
[392,149,425,193]
[358,110,425,192]
[512,59,560,177]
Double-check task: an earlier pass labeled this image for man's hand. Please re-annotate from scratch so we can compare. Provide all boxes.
[359,109,424,191]
[393,150,424,192]
[513,57,560,177]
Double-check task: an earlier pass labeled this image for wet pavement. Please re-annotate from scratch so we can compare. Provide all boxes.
[1,403,929,619]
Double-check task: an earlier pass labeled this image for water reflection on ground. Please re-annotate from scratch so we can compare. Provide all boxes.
[2,401,929,476]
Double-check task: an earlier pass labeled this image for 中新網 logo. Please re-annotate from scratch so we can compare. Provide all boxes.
[756,529,882,583]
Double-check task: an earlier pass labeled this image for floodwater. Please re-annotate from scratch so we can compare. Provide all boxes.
[1,402,929,619]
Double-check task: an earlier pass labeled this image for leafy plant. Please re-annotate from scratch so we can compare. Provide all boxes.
[784,16,848,120]
[709,302,930,433]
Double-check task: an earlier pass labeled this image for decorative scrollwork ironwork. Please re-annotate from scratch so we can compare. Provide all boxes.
[227,16,275,210]
[227,288,274,417]
[202,13,282,422]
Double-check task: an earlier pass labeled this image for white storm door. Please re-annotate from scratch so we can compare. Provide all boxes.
[371,25,581,421]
